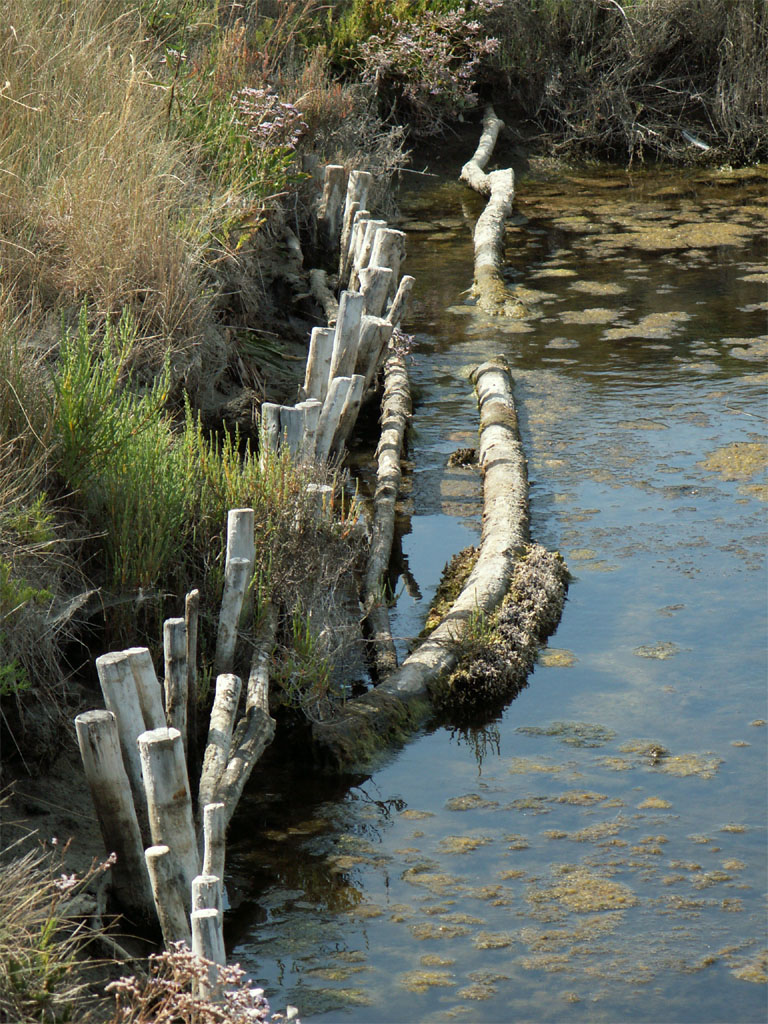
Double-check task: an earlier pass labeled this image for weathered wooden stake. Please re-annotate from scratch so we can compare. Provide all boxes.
[355,315,394,391]
[370,228,406,298]
[145,845,192,947]
[260,402,281,454]
[303,326,335,403]
[192,873,223,914]
[359,265,394,318]
[163,618,188,752]
[297,398,322,456]
[315,375,353,462]
[331,373,365,454]
[329,290,365,381]
[213,557,251,677]
[349,218,387,290]
[185,589,200,778]
[124,647,166,732]
[341,208,370,288]
[202,801,226,882]
[316,164,346,252]
[138,727,199,903]
[95,651,150,832]
[74,710,154,920]
[279,404,306,456]
[198,673,242,816]
[387,274,415,328]
[226,508,256,570]
[191,908,226,1000]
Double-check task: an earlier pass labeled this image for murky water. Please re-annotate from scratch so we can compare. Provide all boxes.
[227,165,767,1022]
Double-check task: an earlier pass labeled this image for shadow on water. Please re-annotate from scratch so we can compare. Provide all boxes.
[227,164,768,1022]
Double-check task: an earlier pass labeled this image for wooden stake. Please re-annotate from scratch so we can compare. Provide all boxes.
[185,589,200,779]
[359,265,393,318]
[315,375,353,462]
[297,399,322,456]
[303,326,335,403]
[213,557,251,677]
[193,873,223,914]
[198,673,242,817]
[331,373,365,454]
[145,845,192,948]
[226,509,255,570]
[369,228,406,298]
[95,651,150,833]
[74,710,154,921]
[387,274,415,328]
[138,727,199,904]
[279,405,306,456]
[329,290,364,380]
[316,164,346,252]
[163,618,187,752]
[191,908,226,1000]
[260,402,281,454]
[349,218,387,290]
[124,647,166,732]
[355,315,393,391]
[340,208,370,288]
[202,802,226,882]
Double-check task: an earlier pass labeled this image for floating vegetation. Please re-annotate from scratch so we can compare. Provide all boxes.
[439,835,494,855]
[399,809,436,820]
[569,280,627,295]
[420,954,455,967]
[633,641,680,659]
[398,970,455,992]
[638,797,672,809]
[730,951,768,984]
[445,793,499,812]
[473,931,515,949]
[516,722,616,747]
[411,922,472,940]
[553,790,610,806]
[528,866,638,913]
[698,442,768,482]
[604,311,691,340]
[559,307,619,324]
[658,754,723,779]
[538,647,577,667]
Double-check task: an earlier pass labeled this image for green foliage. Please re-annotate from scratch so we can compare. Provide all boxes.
[274,603,338,720]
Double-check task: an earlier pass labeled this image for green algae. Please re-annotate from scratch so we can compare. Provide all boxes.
[421,954,456,967]
[659,753,723,779]
[528,866,638,912]
[439,834,494,854]
[445,793,499,811]
[560,307,620,324]
[398,970,456,992]
[538,647,577,667]
[516,721,616,747]
[699,442,768,482]
[637,797,672,809]
[632,641,680,659]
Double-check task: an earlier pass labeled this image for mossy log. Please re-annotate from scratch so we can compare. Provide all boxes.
[460,106,520,316]
[312,357,532,769]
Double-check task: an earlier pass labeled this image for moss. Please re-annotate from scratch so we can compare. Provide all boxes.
[423,545,479,635]
[431,544,569,721]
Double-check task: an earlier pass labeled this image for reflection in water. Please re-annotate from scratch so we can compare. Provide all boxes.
[227,167,768,1022]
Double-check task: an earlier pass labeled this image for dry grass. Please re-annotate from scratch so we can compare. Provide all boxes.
[0,1,210,361]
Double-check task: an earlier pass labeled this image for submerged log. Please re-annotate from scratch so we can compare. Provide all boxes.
[460,106,519,315]
[312,357,550,770]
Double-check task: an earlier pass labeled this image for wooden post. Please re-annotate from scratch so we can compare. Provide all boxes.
[370,228,406,298]
[95,651,150,833]
[163,618,188,753]
[387,274,415,328]
[192,873,223,914]
[213,557,251,677]
[226,509,255,570]
[303,326,335,403]
[297,399,322,457]
[331,373,365,454]
[355,315,394,391]
[340,208,370,288]
[198,673,242,817]
[315,375,353,462]
[145,845,192,948]
[124,647,166,732]
[279,405,306,457]
[137,727,199,903]
[338,199,359,281]
[329,290,364,381]
[74,710,154,921]
[260,402,281,454]
[316,164,346,252]
[359,265,394,318]
[349,218,387,290]
[185,589,200,779]
[191,908,226,999]
[339,169,372,280]
[202,801,226,882]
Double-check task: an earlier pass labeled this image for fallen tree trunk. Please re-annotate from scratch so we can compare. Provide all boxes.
[312,357,533,770]
[460,106,521,316]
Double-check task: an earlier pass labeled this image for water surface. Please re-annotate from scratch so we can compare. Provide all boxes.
[227,165,767,1023]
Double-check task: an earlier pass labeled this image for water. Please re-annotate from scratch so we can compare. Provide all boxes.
[226,165,767,1022]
